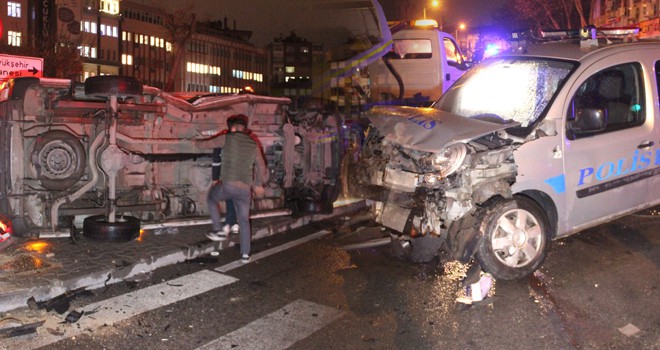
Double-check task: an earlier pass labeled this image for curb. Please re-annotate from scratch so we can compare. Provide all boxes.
[0,200,368,314]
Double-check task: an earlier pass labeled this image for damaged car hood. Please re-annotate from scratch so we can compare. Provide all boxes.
[366,106,519,152]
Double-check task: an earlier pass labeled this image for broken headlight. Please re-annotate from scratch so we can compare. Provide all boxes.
[430,143,467,177]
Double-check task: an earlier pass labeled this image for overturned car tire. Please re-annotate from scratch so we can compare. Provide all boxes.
[83,215,141,242]
[32,130,87,191]
[84,75,143,97]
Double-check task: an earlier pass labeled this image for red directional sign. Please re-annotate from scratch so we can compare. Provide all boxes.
[0,54,44,82]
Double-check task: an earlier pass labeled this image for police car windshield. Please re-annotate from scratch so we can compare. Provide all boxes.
[435,57,576,128]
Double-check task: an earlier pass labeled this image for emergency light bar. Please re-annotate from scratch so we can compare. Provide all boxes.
[411,19,438,28]
[539,26,640,40]
[540,29,579,39]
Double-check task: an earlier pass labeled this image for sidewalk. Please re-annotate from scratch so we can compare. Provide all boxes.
[0,199,367,314]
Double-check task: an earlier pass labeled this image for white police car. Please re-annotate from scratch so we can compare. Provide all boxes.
[345,27,660,279]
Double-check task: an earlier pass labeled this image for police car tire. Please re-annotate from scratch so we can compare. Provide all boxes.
[82,215,141,242]
[32,130,87,191]
[84,76,143,97]
[475,196,550,280]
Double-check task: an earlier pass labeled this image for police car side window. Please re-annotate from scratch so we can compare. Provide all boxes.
[567,62,645,139]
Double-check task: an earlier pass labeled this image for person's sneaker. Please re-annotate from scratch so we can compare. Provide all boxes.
[241,254,251,263]
[230,224,240,234]
[222,224,231,234]
[206,230,227,241]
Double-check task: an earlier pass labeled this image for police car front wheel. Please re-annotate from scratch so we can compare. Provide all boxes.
[475,196,550,280]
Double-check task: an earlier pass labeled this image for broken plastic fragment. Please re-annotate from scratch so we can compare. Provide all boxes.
[470,273,493,302]
[0,320,45,339]
[617,323,641,337]
[63,310,84,323]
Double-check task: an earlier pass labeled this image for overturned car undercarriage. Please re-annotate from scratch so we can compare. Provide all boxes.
[0,76,341,240]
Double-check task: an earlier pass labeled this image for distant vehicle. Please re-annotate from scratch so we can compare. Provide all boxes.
[344,27,660,279]
[0,76,341,241]
[369,19,470,105]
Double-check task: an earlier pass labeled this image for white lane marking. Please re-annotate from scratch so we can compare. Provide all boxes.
[2,270,237,350]
[215,230,329,273]
[196,299,344,350]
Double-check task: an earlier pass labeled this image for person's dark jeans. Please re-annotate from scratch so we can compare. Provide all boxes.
[208,181,252,256]
[224,200,237,226]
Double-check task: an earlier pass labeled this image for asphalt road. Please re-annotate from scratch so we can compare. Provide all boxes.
[2,210,658,349]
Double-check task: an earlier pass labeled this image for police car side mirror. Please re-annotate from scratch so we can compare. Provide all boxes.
[568,107,607,137]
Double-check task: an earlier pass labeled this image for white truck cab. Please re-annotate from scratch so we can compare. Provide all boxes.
[346,27,660,280]
[369,20,469,104]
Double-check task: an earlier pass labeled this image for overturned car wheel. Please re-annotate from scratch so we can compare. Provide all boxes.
[84,75,143,97]
[475,196,550,280]
[83,215,141,242]
[32,130,87,191]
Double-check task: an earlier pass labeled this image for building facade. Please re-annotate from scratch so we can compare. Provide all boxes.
[1,0,269,93]
[270,32,323,101]
[182,21,268,94]
[591,0,660,38]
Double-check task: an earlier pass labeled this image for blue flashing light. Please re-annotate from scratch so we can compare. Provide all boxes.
[485,44,500,57]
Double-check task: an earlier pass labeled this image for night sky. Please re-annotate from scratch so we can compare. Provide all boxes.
[144,0,507,46]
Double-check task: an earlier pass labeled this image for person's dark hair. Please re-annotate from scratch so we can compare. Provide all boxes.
[227,114,249,128]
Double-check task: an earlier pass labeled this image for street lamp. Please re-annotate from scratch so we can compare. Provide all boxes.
[423,0,439,20]
[455,22,466,40]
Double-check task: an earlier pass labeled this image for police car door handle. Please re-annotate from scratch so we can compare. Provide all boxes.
[637,141,654,149]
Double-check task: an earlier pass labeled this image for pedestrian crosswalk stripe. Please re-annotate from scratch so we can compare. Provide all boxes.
[196,299,343,350]
[215,230,329,272]
[2,270,237,350]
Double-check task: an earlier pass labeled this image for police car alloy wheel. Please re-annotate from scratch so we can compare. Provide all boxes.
[475,196,550,280]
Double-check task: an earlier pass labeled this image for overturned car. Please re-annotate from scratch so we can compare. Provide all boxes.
[346,34,660,279]
[0,76,341,241]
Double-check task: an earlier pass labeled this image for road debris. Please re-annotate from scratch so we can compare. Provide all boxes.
[455,264,495,305]
[63,310,84,323]
[618,323,641,337]
[0,318,45,339]
[27,288,93,314]
[341,237,391,251]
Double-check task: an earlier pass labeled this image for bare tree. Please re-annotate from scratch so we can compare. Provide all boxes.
[0,34,83,79]
[163,4,197,91]
[507,0,591,32]
[574,0,589,27]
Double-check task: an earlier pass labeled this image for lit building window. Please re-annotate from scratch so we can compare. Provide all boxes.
[82,21,97,34]
[100,0,119,15]
[100,24,106,36]
[8,2,21,18]
[285,66,295,73]
[166,42,172,52]
[122,54,133,65]
[113,26,118,37]
[8,31,21,46]
[79,45,96,58]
